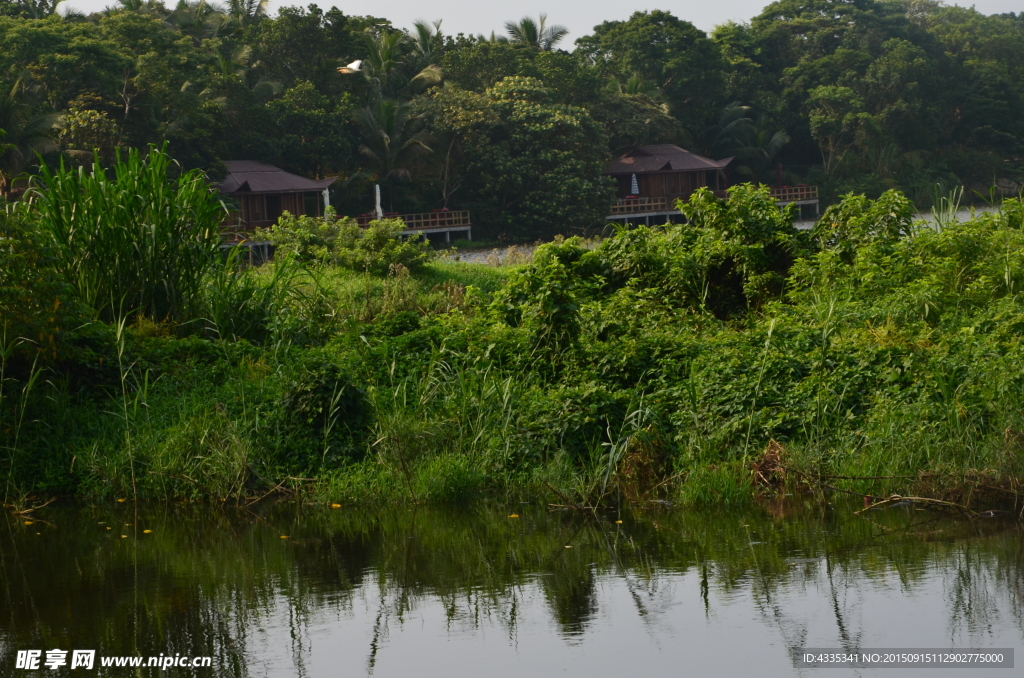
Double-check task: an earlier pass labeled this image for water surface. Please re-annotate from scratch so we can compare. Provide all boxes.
[1,500,1021,676]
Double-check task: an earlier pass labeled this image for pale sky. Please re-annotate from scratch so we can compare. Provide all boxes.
[59,0,1022,40]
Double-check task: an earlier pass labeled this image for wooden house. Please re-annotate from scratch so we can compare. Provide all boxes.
[605,144,819,222]
[216,161,336,231]
[607,144,731,203]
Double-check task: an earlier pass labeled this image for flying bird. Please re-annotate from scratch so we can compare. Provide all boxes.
[338,60,362,74]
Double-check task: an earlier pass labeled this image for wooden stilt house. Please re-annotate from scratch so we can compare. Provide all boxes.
[216,161,336,231]
[605,144,820,222]
[606,145,732,219]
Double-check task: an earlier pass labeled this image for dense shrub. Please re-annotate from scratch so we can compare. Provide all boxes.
[0,205,89,365]
[11,183,1024,506]
[272,353,370,473]
[255,208,350,262]
[259,212,434,274]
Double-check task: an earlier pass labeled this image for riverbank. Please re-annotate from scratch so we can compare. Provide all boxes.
[3,184,1024,509]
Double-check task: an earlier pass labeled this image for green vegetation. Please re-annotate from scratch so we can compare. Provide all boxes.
[257,211,434,273]
[31,144,224,321]
[3,147,1024,508]
[0,1,1023,240]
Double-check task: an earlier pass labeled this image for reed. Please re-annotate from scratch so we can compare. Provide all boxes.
[28,144,225,322]
[0,328,42,505]
[203,249,302,344]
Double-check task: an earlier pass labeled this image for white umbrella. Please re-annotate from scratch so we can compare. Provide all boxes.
[630,173,639,195]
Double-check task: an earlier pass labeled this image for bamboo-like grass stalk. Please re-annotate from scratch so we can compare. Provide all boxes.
[27,144,225,322]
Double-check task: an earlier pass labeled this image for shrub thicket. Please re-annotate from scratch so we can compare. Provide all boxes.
[6,183,1024,506]
[258,212,434,274]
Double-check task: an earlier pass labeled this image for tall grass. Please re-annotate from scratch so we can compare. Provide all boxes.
[203,248,302,343]
[28,144,225,321]
[358,356,528,502]
[9,179,1024,508]
[0,328,42,505]
[931,184,964,230]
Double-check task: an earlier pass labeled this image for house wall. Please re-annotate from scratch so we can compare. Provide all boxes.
[612,171,713,200]
[233,192,319,230]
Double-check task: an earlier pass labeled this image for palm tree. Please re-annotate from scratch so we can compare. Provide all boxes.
[0,78,60,196]
[610,73,663,100]
[361,30,407,98]
[504,14,568,51]
[106,0,168,19]
[353,99,432,209]
[743,115,790,183]
[226,0,267,31]
[475,31,510,44]
[166,0,227,46]
[356,29,441,99]
[705,101,755,159]
[705,102,790,184]
[6,0,60,19]
[117,0,166,11]
[410,20,442,61]
[215,44,281,99]
[59,6,90,21]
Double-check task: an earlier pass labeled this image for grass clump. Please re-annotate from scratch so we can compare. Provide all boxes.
[29,145,225,323]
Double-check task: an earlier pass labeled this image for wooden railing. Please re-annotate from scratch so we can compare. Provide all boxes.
[354,210,471,229]
[770,185,818,202]
[609,197,672,215]
[612,186,819,214]
[713,186,819,202]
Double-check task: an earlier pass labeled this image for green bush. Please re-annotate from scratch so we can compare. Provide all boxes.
[255,208,353,262]
[811,189,916,261]
[13,180,1024,506]
[416,455,486,503]
[336,218,434,275]
[0,204,88,364]
[259,213,434,274]
[202,249,305,344]
[272,354,370,473]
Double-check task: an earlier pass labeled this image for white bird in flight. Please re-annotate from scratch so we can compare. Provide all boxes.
[338,60,362,74]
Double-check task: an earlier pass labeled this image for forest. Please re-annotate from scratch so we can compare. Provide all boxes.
[1,0,1023,239]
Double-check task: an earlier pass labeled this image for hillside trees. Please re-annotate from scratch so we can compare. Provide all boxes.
[738,0,1024,198]
[0,2,1022,237]
[576,11,727,139]
[431,77,613,239]
[0,78,60,192]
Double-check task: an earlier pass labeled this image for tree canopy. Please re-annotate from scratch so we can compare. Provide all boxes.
[0,0,1021,237]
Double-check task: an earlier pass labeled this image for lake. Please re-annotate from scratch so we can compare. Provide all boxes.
[1,499,1020,676]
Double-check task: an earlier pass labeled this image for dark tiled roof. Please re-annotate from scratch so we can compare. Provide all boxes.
[606,145,732,174]
[216,161,336,194]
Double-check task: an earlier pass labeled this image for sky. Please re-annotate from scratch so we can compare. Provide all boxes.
[58,0,1021,41]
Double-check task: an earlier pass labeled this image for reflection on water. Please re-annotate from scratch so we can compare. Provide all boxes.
[1,500,1021,676]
